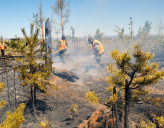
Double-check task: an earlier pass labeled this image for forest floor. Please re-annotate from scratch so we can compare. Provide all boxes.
[0,45,164,128]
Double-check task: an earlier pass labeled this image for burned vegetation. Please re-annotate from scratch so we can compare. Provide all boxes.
[1,3,164,128]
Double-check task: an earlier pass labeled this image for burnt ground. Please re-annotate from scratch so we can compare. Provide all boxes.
[0,47,164,128]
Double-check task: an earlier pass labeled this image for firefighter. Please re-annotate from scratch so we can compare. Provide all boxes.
[0,41,6,56]
[88,37,104,67]
[57,35,68,63]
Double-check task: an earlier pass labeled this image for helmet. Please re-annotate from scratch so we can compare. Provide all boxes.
[88,37,93,44]
[61,35,65,40]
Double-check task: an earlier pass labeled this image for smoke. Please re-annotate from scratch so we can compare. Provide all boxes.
[52,37,159,84]
[51,34,164,85]
[52,39,115,83]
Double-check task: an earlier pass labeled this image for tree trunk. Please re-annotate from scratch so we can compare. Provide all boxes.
[61,8,64,35]
[113,86,119,128]
[73,34,75,46]
[124,80,130,128]
[40,0,44,42]
[115,102,119,128]
[14,69,17,108]
[31,86,33,100]
[30,64,36,121]
[131,19,133,39]
[41,18,44,42]
[111,107,115,127]
[34,86,36,106]
[131,24,132,39]
[32,86,36,121]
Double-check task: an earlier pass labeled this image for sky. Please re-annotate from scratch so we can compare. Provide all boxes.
[0,0,164,39]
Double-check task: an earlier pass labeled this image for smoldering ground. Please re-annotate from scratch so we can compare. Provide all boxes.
[1,38,164,128]
[52,37,164,84]
[52,39,115,84]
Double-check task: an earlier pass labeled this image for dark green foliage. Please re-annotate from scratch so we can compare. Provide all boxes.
[137,26,143,38]
[113,25,124,40]
[94,28,104,40]
[70,26,75,44]
[8,39,26,49]
[143,20,152,34]
[128,17,133,39]
[136,20,152,39]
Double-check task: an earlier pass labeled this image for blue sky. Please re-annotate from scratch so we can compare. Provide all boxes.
[0,0,164,39]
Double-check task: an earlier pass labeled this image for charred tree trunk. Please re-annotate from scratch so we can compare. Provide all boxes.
[131,25,132,39]
[113,86,119,128]
[34,86,36,106]
[73,35,75,47]
[32,86,36,121]
[30,64,36,121]
[131,20,133,39]
[115,101,119,128]
[6,60,10,107]
[124,80,130,128]
[31,86,33,100]
[111,107,115,127]
[14,69,17,108]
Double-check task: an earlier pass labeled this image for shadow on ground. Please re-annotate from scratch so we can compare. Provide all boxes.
[24,99,53,115]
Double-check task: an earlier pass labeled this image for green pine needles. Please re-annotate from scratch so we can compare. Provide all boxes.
[0,103,26,128]
[12,23,55,120]
[14,23,54,94]
[85,44,164,128]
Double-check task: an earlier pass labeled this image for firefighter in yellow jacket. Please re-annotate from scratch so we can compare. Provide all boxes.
[0,41,6,56]
[57,35,68,63]
[88,37,104,67]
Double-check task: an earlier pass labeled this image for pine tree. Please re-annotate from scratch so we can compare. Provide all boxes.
[39,119,51,128]
[30,0,45,42]
[113,25,124,41]
[67,104,78,120]
[70,26,75,45]
[52,0,71,35]
[106,44,164,128]
[143,20,152,34]
[137,25,143,38]
[13,23,54,120]
[94,28,104,40]
[128,17,133,39]
[85,44,164,128]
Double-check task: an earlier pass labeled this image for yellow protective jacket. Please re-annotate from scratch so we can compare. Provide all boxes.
[92,40,104,54]
[0,43,5,50]
[58,39,67,50]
